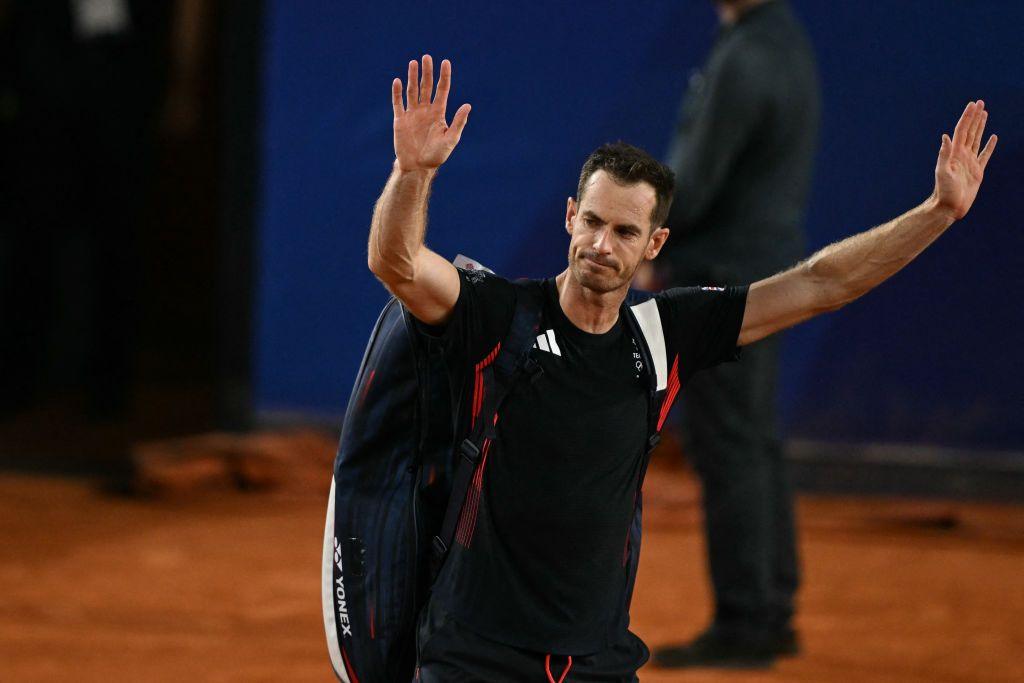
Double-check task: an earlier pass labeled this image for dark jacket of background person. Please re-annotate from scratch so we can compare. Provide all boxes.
[662,0,820,285]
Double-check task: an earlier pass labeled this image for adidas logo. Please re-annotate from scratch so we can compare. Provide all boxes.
[533,329,562,356]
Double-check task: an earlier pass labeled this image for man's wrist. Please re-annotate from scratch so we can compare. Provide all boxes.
[393,159,438,181]
[923,193,958,227]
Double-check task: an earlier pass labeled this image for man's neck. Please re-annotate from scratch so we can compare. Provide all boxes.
[554,270,626,334]
[715,0,771,26]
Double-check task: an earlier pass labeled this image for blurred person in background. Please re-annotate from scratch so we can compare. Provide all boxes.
[648,0,821,669]
[0,0,205,434]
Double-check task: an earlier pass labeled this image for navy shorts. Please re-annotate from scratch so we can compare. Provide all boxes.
[414,598,649,682]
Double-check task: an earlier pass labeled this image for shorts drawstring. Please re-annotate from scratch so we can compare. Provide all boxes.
[544,653,573,683]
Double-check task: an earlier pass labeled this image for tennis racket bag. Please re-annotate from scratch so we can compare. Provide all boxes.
[322,266,672,683]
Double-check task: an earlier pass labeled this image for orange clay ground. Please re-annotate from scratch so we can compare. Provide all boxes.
[1,458,1022,682]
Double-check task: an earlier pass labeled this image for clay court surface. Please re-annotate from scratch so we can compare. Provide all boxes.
[2,460,1023,682]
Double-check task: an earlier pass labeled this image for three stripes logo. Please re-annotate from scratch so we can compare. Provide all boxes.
[533,329,561,356]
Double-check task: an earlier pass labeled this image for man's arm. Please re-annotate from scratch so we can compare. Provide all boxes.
[739,100,997,346]
[367,55,471,326]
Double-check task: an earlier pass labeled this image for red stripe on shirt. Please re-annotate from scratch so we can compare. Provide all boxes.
[657,355,681,431]
[455,437,491,547]
[471,342,501,429]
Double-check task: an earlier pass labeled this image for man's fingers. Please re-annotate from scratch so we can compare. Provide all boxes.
[939,133,952,160]
[420,54,434,106]
[963,102,978,150]
[448,103,472,141]
[951,101,974,147]
[406,60,419,108]
[435,59,452,115]
[975,110,988,154]
[979,134,998,170]
[965,100,984,151]
[391,78,404,117]
[970,107,987,155]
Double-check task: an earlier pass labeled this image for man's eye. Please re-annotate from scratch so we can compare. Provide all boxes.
[584,217,598,226]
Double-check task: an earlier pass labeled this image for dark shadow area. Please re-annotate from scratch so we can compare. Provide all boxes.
[0,0,260,476]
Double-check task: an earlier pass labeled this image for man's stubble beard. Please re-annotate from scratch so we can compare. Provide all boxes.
[568,250,643,295]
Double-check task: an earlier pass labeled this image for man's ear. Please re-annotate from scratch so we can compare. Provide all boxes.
[645,226,670,260]
[565,196,577,235]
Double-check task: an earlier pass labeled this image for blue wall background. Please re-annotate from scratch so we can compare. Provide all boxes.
[256,1,1023,452]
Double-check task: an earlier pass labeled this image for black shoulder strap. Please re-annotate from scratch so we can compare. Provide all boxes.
[430,280,544,574]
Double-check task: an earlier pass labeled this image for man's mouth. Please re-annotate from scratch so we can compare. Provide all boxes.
[581,253,616,270]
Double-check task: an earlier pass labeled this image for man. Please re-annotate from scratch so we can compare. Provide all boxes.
[652,0,820,667]
[368,54,995,682]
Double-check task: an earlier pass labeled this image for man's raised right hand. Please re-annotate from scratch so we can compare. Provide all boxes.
[392,55,472,173]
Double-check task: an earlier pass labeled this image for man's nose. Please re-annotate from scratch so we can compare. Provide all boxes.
[593,227,614,253]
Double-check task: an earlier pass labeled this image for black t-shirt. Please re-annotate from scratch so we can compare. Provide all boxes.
[423,269,747,654]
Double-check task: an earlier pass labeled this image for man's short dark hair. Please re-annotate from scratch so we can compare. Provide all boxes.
[576,142,675,230]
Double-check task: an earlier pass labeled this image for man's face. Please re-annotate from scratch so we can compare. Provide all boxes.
[566,170,669,294]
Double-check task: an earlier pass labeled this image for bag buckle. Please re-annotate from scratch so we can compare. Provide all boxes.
[459,438,481,464]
